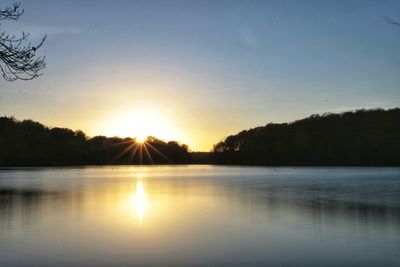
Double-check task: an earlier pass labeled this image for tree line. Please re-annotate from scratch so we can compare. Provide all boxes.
[213,108,400,166]
[0,117,190,166]
[1,108,399,166]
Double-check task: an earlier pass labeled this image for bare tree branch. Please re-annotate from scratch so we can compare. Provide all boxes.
[383,16,400,26]
[0,2,24,21]
[0,2,46,81]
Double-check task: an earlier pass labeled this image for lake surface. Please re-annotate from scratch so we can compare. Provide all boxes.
[0,166,399,267]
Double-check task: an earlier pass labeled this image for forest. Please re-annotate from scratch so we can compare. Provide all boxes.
[0,108,399,166]
[0,117,190,166]
[213,108,400,166]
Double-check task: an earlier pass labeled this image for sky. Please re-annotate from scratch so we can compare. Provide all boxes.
[0,0,399,151]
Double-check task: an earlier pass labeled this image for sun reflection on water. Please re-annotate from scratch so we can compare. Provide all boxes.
[129,180,148,223]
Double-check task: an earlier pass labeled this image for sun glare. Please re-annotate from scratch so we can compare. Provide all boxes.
[135,134,147,143]
[104,108,180,142]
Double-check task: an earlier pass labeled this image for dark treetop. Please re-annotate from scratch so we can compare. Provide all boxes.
[213,108,400,166]
[0,117,189,166]
[0,108,399,167]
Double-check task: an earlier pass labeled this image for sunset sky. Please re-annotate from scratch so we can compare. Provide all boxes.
[0,0,399,151]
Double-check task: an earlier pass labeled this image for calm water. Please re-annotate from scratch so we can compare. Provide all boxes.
[0,166,399,267]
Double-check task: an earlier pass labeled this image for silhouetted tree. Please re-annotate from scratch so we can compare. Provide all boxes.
[0,117,190,166]
[0,2,46,81]
[1,109,399,166]
[213,109,400,166]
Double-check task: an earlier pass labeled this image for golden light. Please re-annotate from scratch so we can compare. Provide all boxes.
[135,133,147,143]
[129,180,149,223]
[103,107,181,142]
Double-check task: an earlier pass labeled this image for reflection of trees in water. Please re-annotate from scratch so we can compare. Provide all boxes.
[1,180,399,232]
[214,182,400,230]
[0,188,68,229]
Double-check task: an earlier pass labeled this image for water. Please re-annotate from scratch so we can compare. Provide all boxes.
[0,166,399,267]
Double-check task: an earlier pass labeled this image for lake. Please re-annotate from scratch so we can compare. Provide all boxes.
[0,166,399,267]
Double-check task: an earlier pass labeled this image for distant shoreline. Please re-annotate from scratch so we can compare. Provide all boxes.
[1,163,400,168]
[1,108,400,167]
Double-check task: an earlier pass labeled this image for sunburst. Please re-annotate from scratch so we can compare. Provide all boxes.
[111,138,170,164]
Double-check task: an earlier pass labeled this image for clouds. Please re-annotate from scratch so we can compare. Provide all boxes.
[1,22,83,39]
[29,25,83,37]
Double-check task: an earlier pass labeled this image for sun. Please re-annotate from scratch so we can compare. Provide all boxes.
[103,107,179,142]
[135,133,147,143]
[129,115,152,142]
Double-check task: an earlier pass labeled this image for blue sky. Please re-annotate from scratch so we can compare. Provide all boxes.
[0,0,399,150]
